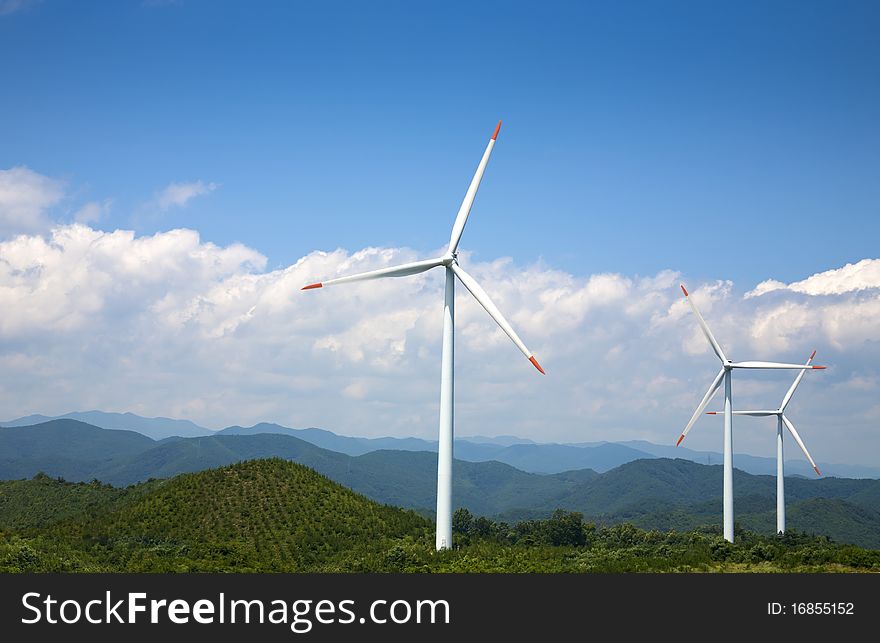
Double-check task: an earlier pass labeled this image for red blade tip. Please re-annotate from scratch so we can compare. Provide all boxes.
[705,412,717,415]
[809,350,817,360]
[491,120,502,141]
[812,365,826,369]
[814,466,821,476]
[680,284,689,297]
[302,282,323,290]
[676,434,685,447]
[529,355,545,375]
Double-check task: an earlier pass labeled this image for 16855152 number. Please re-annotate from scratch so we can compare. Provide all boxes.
[791,602,854,615]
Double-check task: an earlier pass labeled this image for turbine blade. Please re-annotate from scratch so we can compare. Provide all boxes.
[450,263,544,374]
[680,284,727,363]
[780,350,816,411]
[301,257,444,290]
[447,120,502,255]
[707,410,778,416]
[731,360,826,370]
[782,414,820,476]
[678,367,725,445]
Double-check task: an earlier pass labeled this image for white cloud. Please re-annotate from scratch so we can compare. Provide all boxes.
[1,166,221,232]
[0,224,265,336]
[74,198,113,224]
[0,166,64,236]
[156,180,218,210]
[746,259,880,298]
[0,224,877,467]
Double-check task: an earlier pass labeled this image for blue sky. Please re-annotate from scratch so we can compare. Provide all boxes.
[3,0,878,281]
[1,1,879,466]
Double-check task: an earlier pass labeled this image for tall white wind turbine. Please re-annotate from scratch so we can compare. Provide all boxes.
[676,284,825,542]
[707,350,823,534]
[302,121,544,550]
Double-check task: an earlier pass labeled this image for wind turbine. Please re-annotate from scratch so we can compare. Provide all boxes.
[676,284,825,542]
[707,350,822,534]
[302,121,544,550]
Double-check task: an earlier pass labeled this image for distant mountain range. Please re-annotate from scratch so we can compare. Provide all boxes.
[2,419,879,548]
[0,420,597,517]
[5,410,878,478]
[3,411,212,439]
[218,424,658,475]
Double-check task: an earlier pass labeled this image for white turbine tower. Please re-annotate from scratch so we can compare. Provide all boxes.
[676,284,825,542]
[707,350,822,534]
[302,121,544,550]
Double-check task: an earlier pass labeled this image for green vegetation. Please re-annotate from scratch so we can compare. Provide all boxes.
[1,459,429,572]
[0,473,159,529]
[1,460,878,573]
[500,460,880,549]
[5,422,880,549]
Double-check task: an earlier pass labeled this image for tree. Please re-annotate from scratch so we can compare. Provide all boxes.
[546,510,586,547]
[452,508,474,535]
[472,516,494,538]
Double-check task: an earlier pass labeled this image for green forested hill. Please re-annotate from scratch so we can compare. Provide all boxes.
[0,474,149,529]
[0,460,878,573]
[0,424,594,514]
[553,458,880,514]
[0,420,154,460]
[2,422,879,549]
[0,426,596,517]
[40,458,429,571]
[543,459,880,547]
[95,433,346,485]
[741,498,880,549]
[330,450,595,516]
[0,420,156,481]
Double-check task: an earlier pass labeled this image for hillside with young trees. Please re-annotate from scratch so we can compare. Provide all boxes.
[1,460,878,573]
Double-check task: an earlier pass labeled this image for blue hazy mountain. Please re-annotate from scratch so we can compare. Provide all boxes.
[2,411,212,440]
[611,439,880,480]
[5,411,878,478]
[219,425,880,478]
[218,424,437,455]
[463,435,537,446]
[0,422,597,517]
[0,420,156,482]
[218,424,653,473]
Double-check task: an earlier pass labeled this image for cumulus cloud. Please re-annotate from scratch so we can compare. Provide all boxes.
[746,259,880,298]
[156,180,218,210]
[0,224,265,337]
[0,224,877,466]
[0,166,64,236]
